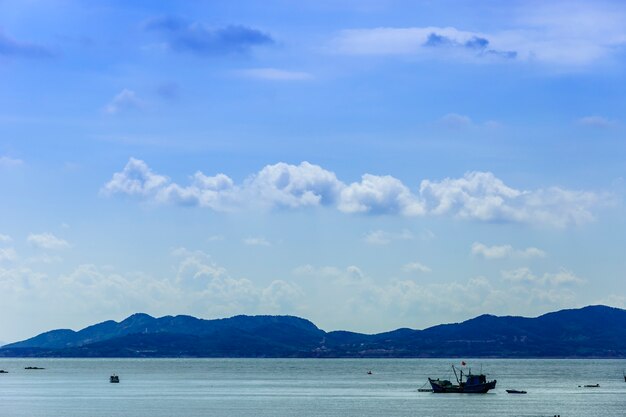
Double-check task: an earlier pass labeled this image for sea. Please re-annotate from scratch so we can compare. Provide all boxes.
[1,358,625,417]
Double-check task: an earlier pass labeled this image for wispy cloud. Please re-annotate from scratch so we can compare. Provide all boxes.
[243,237,271,246]
[332,2,626,68]
[363,229,413,245]
[104,89,144,115]
[0,247,17,262]
[0,156,24,168]
[0,30,53,59]
[145,16,274,57]
[438,113,472,129]
[27,233,70,250]
[577,115,616,128]
[502,267,584,286]
[238,68,313,81]
[0,234,12,243]
[402,261,431,273]
[471,242,546,260]
[332,26,516,61]
[103,158,605,228]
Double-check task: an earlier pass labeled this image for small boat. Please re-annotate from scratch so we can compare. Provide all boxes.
[506,389,527,394]
[583,384,599,388]
[367,370,373,375]
[110,374,120,383]
[428,365,496,394]
[418,388,433,392]
[0,370,8,373]
[24,366,45,370]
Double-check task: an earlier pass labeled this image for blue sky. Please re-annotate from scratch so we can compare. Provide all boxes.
[1,0,626,343]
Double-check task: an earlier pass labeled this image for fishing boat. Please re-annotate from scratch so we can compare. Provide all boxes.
[110,374,120,383]
[428,364,496,393]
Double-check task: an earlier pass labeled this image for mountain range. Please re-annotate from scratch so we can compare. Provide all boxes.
[2,305,626,358]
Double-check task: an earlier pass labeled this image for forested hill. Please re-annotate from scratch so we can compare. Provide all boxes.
[2,305,626,358]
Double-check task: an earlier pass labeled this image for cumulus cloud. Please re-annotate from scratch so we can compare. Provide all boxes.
[246,161,343,209]
[0,234,12,243]
[471,242,546,260]
[339,174,425,215]
[239,68,313,81]
[0,30,53,58]
[145,16,273,56]
[27,233,70,250]
[363,229,413,245]
[101,158,169,197]
[103,158,603,227]
[0,156,24,168]
[104,89,144,114]
[419,171,601,227]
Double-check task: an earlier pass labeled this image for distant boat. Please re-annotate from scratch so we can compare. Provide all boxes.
[110,374,120,383]
[428,365,496,393]
[24,366,44,370]
[583,384,599,388]
[367,370,373,375]
[506,389,527,394]
[0,370,8,374]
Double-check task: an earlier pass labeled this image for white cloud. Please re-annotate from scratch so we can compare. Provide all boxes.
[103,158,604,227]
[247,162,343,209]
[0,247,17,262]
[239,68,313,81]
[502,267,584,286]
[420,171,601,227]
[577,116,615,128]
[332,3,626,67]
[243,237,271,247]
[0,156,24,168]
[339,174,425,215]
[363,229,413,245]
[0,234,12,243]
[101,158,169,197]
[27,233,70,250]
[402,261,432,273]
[104,89,144,114]
[438,113,472,129]
[260,280,304,312]
[471,242,546,260]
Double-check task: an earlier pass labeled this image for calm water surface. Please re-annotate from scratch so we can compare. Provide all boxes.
[1,358,625,416]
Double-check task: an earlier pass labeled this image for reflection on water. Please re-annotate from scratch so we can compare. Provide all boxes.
[1,358,626,417]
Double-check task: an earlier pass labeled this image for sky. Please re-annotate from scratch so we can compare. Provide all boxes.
[1,0,626,344]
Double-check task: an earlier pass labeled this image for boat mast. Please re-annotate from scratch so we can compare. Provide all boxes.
[452,365,460,384]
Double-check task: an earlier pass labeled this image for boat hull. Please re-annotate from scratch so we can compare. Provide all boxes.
[429,378,496,393]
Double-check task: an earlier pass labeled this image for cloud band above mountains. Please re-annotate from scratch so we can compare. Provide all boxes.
[102,158,602,227]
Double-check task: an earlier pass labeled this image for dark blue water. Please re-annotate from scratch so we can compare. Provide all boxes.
[1,358,625,416]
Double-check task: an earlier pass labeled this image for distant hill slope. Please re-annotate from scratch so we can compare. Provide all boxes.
[2,305,626,358]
